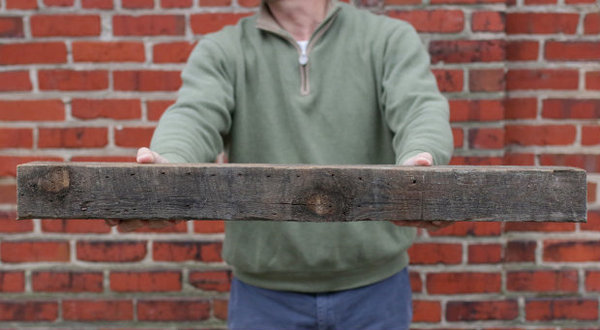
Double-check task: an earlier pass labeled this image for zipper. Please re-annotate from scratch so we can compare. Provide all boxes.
[256,4,341,96]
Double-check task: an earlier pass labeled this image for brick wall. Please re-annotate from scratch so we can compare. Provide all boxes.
[0,0,598,328]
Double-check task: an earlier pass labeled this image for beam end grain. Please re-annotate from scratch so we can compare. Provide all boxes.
[17,162,587,223]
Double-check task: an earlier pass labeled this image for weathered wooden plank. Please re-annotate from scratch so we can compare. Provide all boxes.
[17,162,587,222]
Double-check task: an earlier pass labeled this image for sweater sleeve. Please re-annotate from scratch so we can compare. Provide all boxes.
[149,38,235,163]
[380,23,453,166]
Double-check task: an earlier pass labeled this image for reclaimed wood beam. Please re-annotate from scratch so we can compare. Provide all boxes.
[17,162,586,222]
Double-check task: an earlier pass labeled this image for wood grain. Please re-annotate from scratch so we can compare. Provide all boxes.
[17,162,587,222]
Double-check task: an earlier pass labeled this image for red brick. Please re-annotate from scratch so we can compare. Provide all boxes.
[114,70,182,91]
[122,0,154,8]
[566,0,595,3]
[0,156,63,177]
[0,128,33,148]
[110,271,181,292]
[546,42,600,61]
[0,185,16,204]
[32,271,103,292]
[137,299,211,321]
[72,41,145,62]
[161,0,193,7]
[1,241,70,263]
[507,270,578,293]
[44,0,74,6]
[72,99,141,120]
[38,70,108,91]
[526,299,598,321]
[407,243,461,264]
[584,13,600,34]
[433,69,463,92]
[410,271,422,292]
[113,15,185,36]
[198,0,232,5]
[468,243,502,264]
[585,271,600,291]
[469,69,505,92]
[413,300,441,322]
[525,0,556,4]
[0,17,24,38]
[0,301,58,321]
[540,154,600,173]
[0,272,25,292]
[114,126,155,148]
[387,10,464,33]
[148,100,175,120]
[450,156,503,165]
[449,99,504,122]
[31,15,101,37]
[191,13,253,35]
[0,100,65,121]
[430,40,504,64]
[41,219,111,234]
[63,300,133,321]
[213,299,228,320]
[504,98,537,119]
[507,69,578,91]
[118,220,187,233]
[544,240,600,262]
[0,211,33,233]
[588,182,597,203]
[70,155,136,162]
[505,241,536,262]
[38,127,108,148]
[505,222,575,232]
[446,300,518,321]
[77,241,147,262]
[506,13,579,34]
[452,127,463,148]
[0,42,66,65]
[385,0,423,3]
[6,0,38,9]
[471,11,504,32]
[506,125,576,146]
[582,126,600,146]
[189,270,231,292]
[429,222,501,236]
[0,71,32,91]
[582,210,600,231]
[503,153,535,165]
[467,127,504,149]
[543,99,600,119]
[193,220,225,233]
[431,0,504,3]
[586,72,600,90]
[153,41,196,63]
[82,0,114,9]
[427,272,501,294]
[153,241,223,262]
[507,41,539,61]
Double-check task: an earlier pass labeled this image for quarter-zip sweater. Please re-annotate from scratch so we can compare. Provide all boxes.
[150,1,453,292]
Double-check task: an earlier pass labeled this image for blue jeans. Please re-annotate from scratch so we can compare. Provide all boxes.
[227,268,413,330]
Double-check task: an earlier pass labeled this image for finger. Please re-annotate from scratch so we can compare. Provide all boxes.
[412,152,433,166]
[147,220,172,229]
[137,147,155,163]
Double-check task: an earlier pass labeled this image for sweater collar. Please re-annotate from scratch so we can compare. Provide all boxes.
[256,0,342,38]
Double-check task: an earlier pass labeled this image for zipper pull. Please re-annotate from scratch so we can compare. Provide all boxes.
[299,47,308,65]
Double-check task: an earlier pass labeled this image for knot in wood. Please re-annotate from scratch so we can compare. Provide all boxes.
[38,167,70,193]
[306,193,335,216]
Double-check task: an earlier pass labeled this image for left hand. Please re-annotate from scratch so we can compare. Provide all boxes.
[392,152,452,231]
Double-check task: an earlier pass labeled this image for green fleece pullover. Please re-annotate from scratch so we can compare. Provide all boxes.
[150,1,453,292]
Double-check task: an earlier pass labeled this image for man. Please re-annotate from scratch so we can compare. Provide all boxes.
[109,0,453,328]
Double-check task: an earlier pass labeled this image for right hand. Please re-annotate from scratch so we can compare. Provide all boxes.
[105,148,182,232]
